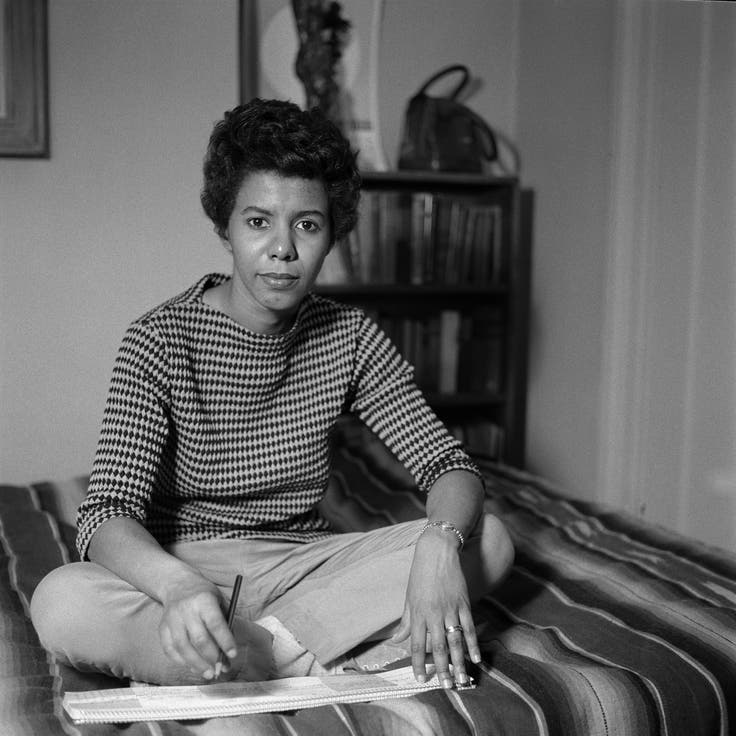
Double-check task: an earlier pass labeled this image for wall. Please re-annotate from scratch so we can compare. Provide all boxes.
[0,0,237,482]
[515,0,614,501]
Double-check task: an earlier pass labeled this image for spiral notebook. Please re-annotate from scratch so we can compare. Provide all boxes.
[63,666,451,723]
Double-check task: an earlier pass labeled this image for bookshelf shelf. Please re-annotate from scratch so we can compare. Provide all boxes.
[359,170,518,190]
[316,284,507,296]
[316,171,532,466]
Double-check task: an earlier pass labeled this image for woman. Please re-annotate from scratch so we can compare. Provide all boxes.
[30,99,513,690]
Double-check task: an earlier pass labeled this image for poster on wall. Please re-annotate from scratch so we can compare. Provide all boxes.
[0,0,48,157]
[240,0,388,171]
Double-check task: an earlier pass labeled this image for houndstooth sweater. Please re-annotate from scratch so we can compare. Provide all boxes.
[76,273,479,560]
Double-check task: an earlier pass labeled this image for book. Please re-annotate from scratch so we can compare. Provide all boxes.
[377,191,409,282]
[438,310,462,394]
[445,200,469,284]
[63,665,446,724]
[355,192,376,283]
[458,307,504,393]
[409,193,427,285]
[420,192,436,283]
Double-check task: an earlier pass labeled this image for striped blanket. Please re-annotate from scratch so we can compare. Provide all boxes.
[2,418,736,735]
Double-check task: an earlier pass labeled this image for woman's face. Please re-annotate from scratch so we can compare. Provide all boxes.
[222,170,331,333]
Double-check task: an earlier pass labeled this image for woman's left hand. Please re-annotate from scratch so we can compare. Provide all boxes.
[391,529,480,688]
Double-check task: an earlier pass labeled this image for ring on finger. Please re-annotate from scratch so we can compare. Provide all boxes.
[445,624,464,635]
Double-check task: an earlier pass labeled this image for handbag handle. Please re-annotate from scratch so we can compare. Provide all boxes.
[468,108,498,161]
[416,64,470,100]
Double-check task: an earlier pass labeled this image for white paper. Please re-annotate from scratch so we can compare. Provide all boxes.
[63,665,443,723]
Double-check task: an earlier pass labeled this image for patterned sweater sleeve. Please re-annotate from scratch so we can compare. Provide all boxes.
[76,320,171,560]
[348,314,481,492]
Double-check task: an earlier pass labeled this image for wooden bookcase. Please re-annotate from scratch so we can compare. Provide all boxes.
[317,170,532,467]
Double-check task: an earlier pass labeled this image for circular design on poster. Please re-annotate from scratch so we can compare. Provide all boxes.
[260,6,361,104]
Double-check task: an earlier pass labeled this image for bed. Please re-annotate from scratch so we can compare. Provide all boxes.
[3,416,736,736]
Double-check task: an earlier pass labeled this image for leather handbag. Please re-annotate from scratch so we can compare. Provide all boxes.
[398,64,498,173]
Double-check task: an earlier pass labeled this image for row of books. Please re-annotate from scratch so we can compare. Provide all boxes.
[369,309,504,396]
[317,191,505,286]
[447,420,505,460]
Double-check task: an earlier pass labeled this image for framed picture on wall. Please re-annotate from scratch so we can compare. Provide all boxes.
[238,0,388,171]
[0,0,49,157]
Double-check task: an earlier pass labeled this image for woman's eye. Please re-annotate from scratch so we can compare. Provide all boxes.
[247,217,268,229]
[296,219,320,233]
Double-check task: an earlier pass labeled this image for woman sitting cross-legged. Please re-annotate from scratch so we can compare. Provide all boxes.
[30,98,514,690]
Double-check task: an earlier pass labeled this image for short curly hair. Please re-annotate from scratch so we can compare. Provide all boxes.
[201,98,361,244]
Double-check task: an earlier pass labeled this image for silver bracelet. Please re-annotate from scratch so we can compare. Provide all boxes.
[420,520,465,550]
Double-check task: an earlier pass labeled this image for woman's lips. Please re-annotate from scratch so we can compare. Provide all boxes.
[259,273,299,289]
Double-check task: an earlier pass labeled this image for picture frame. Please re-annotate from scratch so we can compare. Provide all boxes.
[238,0,388,170]
[0,0,49,157]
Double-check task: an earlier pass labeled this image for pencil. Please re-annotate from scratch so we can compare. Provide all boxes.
[226,574,243,629]
[215,573,243,677]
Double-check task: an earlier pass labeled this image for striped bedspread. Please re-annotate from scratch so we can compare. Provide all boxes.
[2,418,735,735]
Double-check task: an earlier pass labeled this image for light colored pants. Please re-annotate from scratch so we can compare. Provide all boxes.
[31,515,508,685]
[30,520,426,683]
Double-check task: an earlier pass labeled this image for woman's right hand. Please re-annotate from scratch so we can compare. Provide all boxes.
[87,517,251,681]
[158,574,237,679]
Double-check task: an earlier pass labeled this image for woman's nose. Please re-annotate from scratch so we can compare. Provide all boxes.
[269,229,297,261]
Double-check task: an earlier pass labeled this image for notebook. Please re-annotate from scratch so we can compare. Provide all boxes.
[63,665,458,723]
